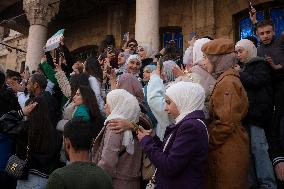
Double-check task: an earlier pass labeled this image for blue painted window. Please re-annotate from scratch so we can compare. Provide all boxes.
[162,32,183,50]
[239,7,284,39]
[271,8,284,37]
[240,11,264,39]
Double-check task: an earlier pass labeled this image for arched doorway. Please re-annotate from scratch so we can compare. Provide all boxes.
[71,45,99,61]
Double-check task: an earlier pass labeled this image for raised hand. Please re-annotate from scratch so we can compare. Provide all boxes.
[249,7,257,24]
[41,55,47,64]
[172,65,184,78]
[22,102,38,116]
[137,126,155,141]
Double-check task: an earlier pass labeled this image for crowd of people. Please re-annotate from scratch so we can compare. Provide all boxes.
[0,7,284,189]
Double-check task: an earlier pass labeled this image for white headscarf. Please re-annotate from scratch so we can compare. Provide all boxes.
[193,38,211,65]
[138,44,154,59]
[235,39,257,63]
[166,82,205,123]
[105,89,140,155]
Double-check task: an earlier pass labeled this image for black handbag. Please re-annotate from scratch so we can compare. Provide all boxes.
[5,145,29,179]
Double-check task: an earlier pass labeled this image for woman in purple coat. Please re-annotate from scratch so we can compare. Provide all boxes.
[138,81,209,189]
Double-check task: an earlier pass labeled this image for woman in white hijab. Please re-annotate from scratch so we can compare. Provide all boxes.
[124,54,142,79]
[138,81,209,189]
[93,89,142,189]
[235,39,276,189]
[138,44,154,78]
[176,38,216,119]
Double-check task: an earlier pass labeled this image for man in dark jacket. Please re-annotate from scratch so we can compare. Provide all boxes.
[26,74,59,126]
[251,11,284,187]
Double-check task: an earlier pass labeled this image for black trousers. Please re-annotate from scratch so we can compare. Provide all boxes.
[0,171,16,189]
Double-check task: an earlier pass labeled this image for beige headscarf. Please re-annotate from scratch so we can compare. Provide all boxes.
[117,73,144,103]
[207,52,238,78]
[138,44,154,59]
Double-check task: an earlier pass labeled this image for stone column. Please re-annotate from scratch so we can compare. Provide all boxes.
[135,0,159,52]
[23,0,59,71]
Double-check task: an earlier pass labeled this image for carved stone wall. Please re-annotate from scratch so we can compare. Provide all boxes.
[0,30,27,71]
[1,0,277,71]
[23,0,60,26]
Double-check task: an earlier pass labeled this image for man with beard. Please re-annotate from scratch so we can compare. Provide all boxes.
[26,74,59,126]
[46,118,112,189]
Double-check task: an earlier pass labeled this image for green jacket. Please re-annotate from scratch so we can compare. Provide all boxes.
[40,61,58,85]
[73,104,91,121]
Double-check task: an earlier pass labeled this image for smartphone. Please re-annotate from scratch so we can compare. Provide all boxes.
[123,32,129,41]
[248,1,255,15]
[189,32,197,40]
[249,1,253,10]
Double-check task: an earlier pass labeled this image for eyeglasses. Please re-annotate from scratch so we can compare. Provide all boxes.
[128,43,137,48]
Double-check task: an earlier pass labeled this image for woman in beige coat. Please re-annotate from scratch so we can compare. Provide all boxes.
[93,89,142,189]
[201,38,250,189]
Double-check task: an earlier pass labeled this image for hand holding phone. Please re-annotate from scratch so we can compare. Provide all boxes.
[249,2,257,24]
[123,32,130,42]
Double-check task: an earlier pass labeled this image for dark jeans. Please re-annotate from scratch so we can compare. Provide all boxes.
[278,181,284,189]
[0,171,16,189]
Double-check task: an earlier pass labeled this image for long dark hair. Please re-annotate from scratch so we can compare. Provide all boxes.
[79,85,104,131]
[27,97,53,153]
[85,57,103,83]
[163,40,178,61]
[70,73,89,100]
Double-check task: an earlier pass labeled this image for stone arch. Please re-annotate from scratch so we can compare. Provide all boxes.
[70,45,99,61]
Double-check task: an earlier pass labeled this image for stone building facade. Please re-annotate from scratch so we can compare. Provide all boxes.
[0,0,283,72]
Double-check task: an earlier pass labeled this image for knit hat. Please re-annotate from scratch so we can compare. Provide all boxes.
[202,38,235,55]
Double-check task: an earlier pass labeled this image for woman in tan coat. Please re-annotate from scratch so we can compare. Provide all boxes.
[201,38,250,189]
